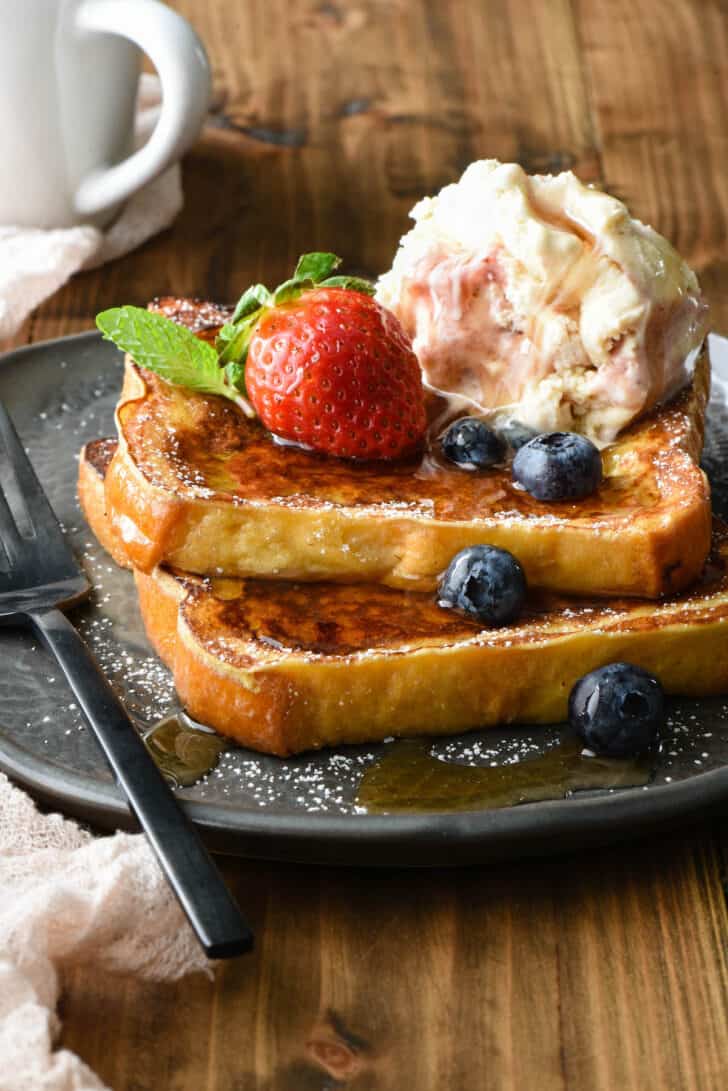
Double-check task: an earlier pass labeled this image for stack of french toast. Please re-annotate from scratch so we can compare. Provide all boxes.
[78,161,728,757]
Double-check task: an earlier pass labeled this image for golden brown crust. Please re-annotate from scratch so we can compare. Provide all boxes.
[103,295,712,597]
[134,566,185,667]
[134,532,728,756]
[79,441,728,757]
[148,297,233,341]
[78,441,134,570]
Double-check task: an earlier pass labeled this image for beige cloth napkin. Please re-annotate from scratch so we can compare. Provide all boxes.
[0,772,209,1091]
[0,74,183,342]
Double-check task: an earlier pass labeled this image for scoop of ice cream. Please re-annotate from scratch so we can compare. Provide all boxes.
[376,160,709,445]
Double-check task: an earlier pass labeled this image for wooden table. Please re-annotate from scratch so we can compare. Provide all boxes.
[10,0,728,1086]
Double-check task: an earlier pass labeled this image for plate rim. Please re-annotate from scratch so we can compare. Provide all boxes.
[1,328,728,866]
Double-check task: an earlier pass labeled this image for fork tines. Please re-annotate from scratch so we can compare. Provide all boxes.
[0,402,81,585]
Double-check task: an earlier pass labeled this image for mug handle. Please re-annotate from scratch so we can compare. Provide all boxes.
[72,0,211,218]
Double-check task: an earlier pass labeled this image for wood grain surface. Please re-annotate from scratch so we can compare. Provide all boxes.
[10,0,728,1087]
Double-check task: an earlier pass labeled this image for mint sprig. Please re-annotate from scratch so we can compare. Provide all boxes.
[96,254,375,414]
[96,307,254,416]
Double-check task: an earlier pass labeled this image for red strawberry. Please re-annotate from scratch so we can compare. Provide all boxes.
[217,253,427,461]
[246,289,425,460]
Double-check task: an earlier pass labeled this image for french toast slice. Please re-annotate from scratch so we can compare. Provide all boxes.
[81,439,728,757]
[103,298,712,599]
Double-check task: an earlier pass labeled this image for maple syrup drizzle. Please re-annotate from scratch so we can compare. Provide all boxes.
[144,711,226,787]
[356,736,653,813]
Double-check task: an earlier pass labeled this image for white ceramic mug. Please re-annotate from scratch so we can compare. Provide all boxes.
[0,0,211,228]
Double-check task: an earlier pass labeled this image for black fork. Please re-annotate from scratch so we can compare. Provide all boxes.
[0,402,252,958]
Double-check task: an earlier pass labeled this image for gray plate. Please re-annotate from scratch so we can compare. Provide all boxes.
[1,331,728,866]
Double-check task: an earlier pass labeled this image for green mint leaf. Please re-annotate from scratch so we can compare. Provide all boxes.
[273,277,313,306]
[96,306,232,401]
[231,283,271,323]
[319,275,375,296]
[294,252,341,283]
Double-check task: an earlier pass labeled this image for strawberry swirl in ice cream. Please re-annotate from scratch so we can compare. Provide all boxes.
[376,160,709,446]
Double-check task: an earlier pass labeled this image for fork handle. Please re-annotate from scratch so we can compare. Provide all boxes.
[28,606,253,959]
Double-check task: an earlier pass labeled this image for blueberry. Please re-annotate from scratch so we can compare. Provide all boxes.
[569,662,664,757]
[498,419,540,451]
[512,431,602,501]
[441,417,505,469]
[438,544,526,625]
